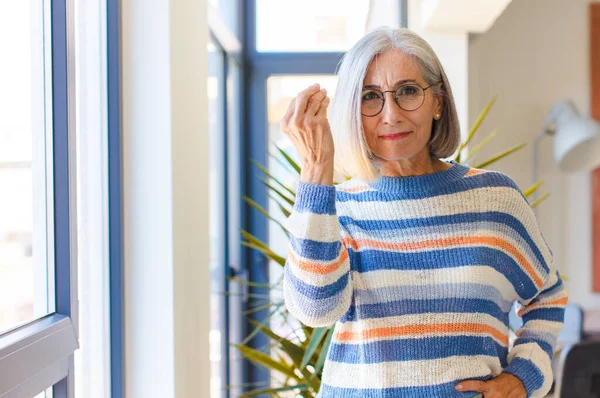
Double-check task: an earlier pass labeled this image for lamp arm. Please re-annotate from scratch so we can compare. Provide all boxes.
[532,127,551,215]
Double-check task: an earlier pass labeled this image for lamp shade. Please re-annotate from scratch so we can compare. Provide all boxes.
[550,100,600,172]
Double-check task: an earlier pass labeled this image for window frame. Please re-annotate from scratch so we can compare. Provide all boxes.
[241,1,345,393]
[240,0,407,393]
[208,3,244,397]
[107,0,124,396]
[0,0,79,397]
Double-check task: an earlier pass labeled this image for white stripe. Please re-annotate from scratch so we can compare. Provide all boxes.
[519,319,564,334]
[321,355,503,388]
[338,186,512,220]
[352,266,520,303]
[285,212,341,243]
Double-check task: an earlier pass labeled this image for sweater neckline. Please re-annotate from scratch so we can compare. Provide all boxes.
[367,159,469,194]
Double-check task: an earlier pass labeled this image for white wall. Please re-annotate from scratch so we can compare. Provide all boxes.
[121,0,210,396]
[468,0,600,310]
[408,0,470,143]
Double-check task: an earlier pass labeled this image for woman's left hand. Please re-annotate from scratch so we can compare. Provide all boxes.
[455,373,527,397]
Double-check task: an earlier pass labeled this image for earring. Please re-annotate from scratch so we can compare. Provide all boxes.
[435,113,441,120]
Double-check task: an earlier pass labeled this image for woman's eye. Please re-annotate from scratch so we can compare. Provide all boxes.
[398,85,419,96]
[362,91,381,101]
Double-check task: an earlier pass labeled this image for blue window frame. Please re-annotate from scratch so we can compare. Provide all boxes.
[209,3,245,395]
[241,0,345,393]
[0,0,79,396]
[106,1,408,397]
[240,0,407,394]
[107,0,124,396]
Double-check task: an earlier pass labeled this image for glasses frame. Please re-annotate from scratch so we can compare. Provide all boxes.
[361,83,436,117]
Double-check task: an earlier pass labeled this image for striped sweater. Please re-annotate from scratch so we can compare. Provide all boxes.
[282,159,568,398]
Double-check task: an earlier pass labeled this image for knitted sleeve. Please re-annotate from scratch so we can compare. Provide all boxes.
[282,180,353,328]
[501,179,568,398]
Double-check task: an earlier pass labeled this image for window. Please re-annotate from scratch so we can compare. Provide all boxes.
[209,2,244,398]
[209,0,240,38]
[255,0,400,52]
[208,38,226,398]
[0,1,79,396]
[0,0,55,337]
[74,0,112,396]
[243,0,403,394]
[265,75,339,388]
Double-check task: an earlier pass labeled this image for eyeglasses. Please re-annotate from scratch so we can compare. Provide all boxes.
[361,83,436,117]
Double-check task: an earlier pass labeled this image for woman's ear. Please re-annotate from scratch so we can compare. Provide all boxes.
[434,86,444,116]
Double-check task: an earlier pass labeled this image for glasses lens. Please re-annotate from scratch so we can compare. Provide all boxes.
[361,90,384,116]
[395,84,425,111]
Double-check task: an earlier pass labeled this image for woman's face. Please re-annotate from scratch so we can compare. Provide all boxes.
[361,49,442,162]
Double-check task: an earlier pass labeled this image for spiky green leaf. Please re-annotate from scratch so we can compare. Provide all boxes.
[462,129,498,163]
[235,344,300,381]
[276,145,302,174]
[301,327,328,369]
[458,96,497,155]
[252,160,296,197]
[473,142,527,169]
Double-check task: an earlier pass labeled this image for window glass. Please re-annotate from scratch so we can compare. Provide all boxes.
[209,0,239,38]
[208,40,225,398]
[226,59,244,398]
[256,0,371,52]
[0,0,55,334]
[265,75,338,386]
[34,387,53,398]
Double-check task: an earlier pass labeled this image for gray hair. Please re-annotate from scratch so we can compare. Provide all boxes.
[329,26,461,182]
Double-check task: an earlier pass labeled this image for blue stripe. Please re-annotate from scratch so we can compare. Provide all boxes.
[318,376,492,398]
[284,266,351,321]
[342,297,508,324]
[521,307,566,323]
[340,211,549,276]
[347,246,538,300]
[503,357,545,395]
[290,236,341,261]
[294,181,336,214]
[328,335,508,363]
[284,261,349,300]
[336,171,516,202]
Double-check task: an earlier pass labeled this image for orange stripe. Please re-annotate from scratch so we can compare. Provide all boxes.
[339,185,372,193]
[335,322,508,346]
[341,235,544,288]
[464,169,487,177]
[288,248,349,275]
[517,296,569,317]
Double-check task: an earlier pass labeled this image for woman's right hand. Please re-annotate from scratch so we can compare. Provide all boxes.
[280,84,334,185]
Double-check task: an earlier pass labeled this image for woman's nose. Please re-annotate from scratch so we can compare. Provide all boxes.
[381,93,404,125]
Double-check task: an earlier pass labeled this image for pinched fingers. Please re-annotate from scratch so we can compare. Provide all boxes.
[316,96,330,118]
[280,97,296,132]
[305,88,328,117]
[294,84,322,118]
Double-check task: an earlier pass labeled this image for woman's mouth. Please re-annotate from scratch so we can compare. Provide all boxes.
[380,131,411,141]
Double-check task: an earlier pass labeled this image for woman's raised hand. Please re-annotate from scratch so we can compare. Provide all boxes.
[280,84,334,185]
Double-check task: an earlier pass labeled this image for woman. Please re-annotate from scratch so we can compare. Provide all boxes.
[280,27,567,398]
